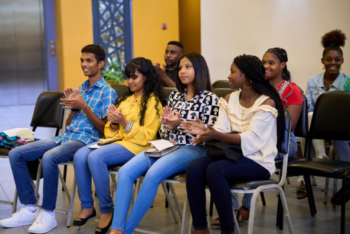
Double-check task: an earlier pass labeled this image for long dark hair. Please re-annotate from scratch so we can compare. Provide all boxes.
[176,52,212,96]
[265,47,291,81]
[115,57,167,125]
[321,29,346,57]
[234,54,285,150]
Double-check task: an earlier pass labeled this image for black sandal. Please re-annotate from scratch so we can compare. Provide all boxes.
[73,208,96,226]
[211,217,220,227]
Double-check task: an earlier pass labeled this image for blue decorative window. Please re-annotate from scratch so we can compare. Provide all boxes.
[92,0,133,68]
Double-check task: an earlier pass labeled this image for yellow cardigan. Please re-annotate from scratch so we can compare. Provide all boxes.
[104,93,163,155]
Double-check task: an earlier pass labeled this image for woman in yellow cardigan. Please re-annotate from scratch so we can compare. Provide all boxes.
[72,57,167,234]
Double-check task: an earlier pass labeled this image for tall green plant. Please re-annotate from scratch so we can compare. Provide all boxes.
[102,61,124,84]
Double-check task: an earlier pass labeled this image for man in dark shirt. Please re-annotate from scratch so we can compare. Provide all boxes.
[154,41,183,87]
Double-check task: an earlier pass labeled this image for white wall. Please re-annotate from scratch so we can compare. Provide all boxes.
[201,0,350,90]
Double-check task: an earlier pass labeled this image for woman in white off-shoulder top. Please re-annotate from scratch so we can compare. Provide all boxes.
[181,54,285,234]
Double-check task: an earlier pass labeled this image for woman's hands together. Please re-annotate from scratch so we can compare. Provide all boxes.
[107,105,128,127]
[180,116,207,135]
[191,125,217,145]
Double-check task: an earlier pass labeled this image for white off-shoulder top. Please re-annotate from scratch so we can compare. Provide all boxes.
[213,91,278,175]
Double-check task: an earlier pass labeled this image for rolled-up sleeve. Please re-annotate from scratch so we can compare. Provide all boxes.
[239,107,277,156]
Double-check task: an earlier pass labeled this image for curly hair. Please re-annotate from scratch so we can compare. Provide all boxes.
[115,57,167,125]
[233,54,285,151]
[321,29,346,57]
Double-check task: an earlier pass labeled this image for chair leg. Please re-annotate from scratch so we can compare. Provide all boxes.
[59,167,71,203]
[12,189,18,213]
[181,195,188,234]
[62,165,67,191]
[209,195,214,216]
[276,186,294,234]
[341,178,347,234]
[169,183,183,221]
[232,197,241,234]
[304,175,316,216]
[260,192,266,206]
[66,175,77,227]
[324,177,329,204]
[247,190,260,234]
[161,182,179,223]
[165,183,169,208]
[34,161,42,204]
[276,193,284,230]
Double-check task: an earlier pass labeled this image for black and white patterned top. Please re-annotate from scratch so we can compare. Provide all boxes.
[159,90,220,145]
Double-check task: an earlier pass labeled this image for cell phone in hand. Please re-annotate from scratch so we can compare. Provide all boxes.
[97,139,120,146]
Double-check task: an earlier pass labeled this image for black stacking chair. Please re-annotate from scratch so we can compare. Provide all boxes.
[212,88,233,99]
[287,91,350,234]
[0,91,64,213]
[111,84,129,98]
[163,87,177,99]
[275,93,308,230]
[212,80,229,88]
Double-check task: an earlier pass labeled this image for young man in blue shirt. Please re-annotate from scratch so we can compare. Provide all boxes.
[0,44,117,233]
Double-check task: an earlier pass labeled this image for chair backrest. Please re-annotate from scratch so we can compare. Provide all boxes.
[278,108,291,155]
[309,91,350,141]
[212,88,232,99]
[111,84,129,99]
[163,87,177,101]
[30,91,64,130]
[278,108,291,186]
[293,93,308,138]
[212,80,229,88]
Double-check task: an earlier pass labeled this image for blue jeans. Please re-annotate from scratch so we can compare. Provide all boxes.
[186,155,270,234]
[74,143,134,214]
[232,132,297,210]
[111,145,206,234]
[9,138,85,211]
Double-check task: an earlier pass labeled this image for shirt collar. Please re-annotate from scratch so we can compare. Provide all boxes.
[82,77,105,91]
[320,72,346,89]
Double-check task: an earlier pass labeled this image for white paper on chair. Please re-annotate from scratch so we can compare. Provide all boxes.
[148,139,175,151]
[88,143,102,149]
[3,128,34,137]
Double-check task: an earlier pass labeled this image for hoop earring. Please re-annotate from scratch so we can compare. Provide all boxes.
[322,66,325,70]
[244,83,252,89]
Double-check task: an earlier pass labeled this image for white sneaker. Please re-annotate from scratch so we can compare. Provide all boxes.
[0,207,38,227]
[28,210,57,233]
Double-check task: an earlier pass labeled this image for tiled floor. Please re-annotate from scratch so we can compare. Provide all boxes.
[0,105,349,234]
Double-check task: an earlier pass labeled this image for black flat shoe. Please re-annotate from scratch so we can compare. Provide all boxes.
[331,182,350,205]
[95,213,113,234]
[73,208,96,226]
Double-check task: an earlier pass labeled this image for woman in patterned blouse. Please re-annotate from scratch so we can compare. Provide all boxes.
[109,52,219,234]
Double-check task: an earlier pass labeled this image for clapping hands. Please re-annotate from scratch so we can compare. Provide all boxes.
[160,106,181,130]
[60,88,86,109]
[107,105,126,125]
[180,116,207,135]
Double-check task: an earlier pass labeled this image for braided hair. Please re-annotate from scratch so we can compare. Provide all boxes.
[321,29,346,57]
[115,57,167,126]
[234,55,285,151]
[265,48,291,81]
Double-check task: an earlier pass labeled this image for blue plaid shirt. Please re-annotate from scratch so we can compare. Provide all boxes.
[53,78,117,145]
[305,71,347,112]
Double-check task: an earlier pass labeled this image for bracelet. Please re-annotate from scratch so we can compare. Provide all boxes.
[109,123,119,132]
[124,121,133,133]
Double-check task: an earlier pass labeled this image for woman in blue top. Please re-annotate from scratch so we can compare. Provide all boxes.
[298,29,350,202]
